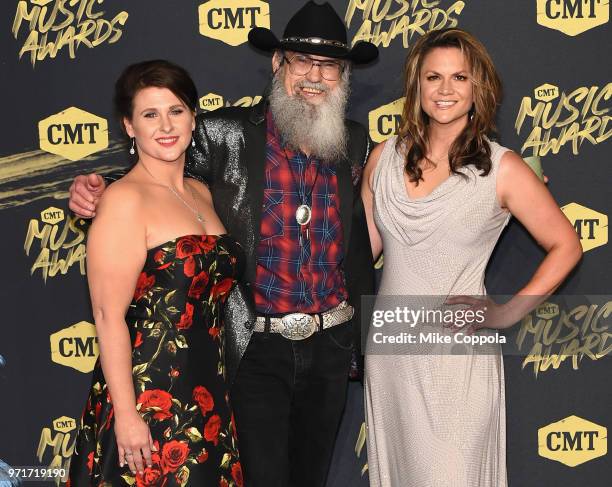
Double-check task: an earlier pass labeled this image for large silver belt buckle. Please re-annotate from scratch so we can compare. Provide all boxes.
[280,313,316,340]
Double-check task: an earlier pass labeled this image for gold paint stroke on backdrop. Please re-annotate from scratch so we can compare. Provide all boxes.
[0,141,126,210]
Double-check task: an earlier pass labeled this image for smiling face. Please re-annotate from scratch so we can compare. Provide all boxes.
[272,50,343,105]
[419,47,473,132]
[268,49,350,161]
[123,86,195,163]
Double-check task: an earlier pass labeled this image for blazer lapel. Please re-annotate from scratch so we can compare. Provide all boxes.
[242,102,267,284]
[336,157,353,254]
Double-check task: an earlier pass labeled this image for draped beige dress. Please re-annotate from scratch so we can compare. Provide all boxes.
[365,137,511,487]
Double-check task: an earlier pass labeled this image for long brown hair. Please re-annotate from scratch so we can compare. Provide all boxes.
[396,28,502,183]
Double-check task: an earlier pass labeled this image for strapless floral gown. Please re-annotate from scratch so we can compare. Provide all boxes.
[69,234,244,487]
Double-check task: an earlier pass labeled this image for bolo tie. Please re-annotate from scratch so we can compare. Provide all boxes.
[284,147,321,246]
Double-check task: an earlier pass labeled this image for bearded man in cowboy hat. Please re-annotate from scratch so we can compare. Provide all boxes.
[68,2,377,485]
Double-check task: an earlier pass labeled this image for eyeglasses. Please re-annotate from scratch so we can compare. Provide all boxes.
[283,54,345,81]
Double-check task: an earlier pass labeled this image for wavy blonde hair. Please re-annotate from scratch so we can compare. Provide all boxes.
[396,28,502,183]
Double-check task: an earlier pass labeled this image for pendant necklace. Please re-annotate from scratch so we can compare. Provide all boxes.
[284,147,320,246]
[140,162,206,225]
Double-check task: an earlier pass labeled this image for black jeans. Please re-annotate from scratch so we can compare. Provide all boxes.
[231,320,354,487]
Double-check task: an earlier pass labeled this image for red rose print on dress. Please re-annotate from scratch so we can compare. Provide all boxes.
[176,236,203,259]
[192,385,214,416]
[153,250,165,264]
[138,389,173,420]
[70,234,243,485]
[196,448,209,463]
[199,235,218,252]
[177,303,194,330]
[204,414,222,445]
[104,407,114,430]
[87,451,94,473]
[95,402,102,423]
[184,255,196,277]
[161,440,190,473]
[210,278,234,301]
[231,462,244,487]
[136,443,163,486]
[134,273,155,301]
[136,461,165,487]
[188,271,209,299]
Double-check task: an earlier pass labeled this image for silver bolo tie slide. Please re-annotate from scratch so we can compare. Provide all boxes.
[296,204,312,244]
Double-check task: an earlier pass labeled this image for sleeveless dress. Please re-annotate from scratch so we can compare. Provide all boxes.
[365,138,511,487]
[69,234,244,487]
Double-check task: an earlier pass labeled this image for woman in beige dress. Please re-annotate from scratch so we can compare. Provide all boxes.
[361,29,582,487]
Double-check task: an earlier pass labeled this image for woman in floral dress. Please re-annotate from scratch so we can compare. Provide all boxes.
[68,60,243,486]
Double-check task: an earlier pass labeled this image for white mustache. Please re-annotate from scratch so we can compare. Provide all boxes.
[296,81,328,92]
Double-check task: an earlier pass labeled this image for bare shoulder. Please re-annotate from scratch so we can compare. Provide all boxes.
[498,150,539,182]
[186,178,212,202]
[96,177,144,217]
[497,150,546,208]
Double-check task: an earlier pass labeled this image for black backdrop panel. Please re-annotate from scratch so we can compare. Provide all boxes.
[0,1,609,486]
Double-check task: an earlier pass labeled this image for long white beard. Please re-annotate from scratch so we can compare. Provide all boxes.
[268,67,350,162]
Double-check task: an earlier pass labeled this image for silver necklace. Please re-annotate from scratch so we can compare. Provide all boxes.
[140,162,205,224]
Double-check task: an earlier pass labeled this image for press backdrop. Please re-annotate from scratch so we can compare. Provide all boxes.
[1,1,610,486]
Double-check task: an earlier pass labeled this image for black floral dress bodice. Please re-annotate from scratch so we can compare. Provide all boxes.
[70,234,245,487]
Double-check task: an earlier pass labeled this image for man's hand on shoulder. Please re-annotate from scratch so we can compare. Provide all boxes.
[69,173,106,218]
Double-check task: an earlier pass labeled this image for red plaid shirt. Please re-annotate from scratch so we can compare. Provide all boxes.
[254,112,348,314]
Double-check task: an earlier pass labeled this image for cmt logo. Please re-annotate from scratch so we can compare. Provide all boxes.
[535,302,559,319]
[537,0,609,36]
[199,93,225,112]
[368,98,405,143]
[40,207,65,225]
[534,83,559,102]
[37,415,77,482]
[52,416,77,434]
[198,0,270,46]
[561,202,608,252]
[50,321,99,373]
[38,107,108,161]
[538,415,607,466]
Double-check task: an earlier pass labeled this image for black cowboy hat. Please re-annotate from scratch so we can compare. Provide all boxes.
[248,1,378,65]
